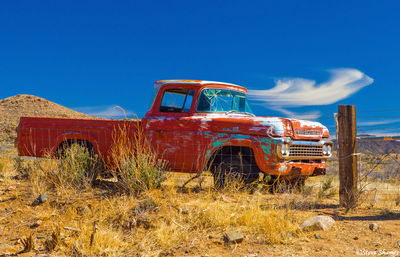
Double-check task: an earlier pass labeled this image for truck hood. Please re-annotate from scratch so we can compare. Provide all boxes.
[191,113,329,140]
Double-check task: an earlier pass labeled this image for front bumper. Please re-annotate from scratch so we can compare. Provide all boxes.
[263,161,327,178]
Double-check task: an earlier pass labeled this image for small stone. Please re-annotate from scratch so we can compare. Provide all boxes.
[224,231,244,244]
[6,185,16,191]
[300,215,335,231]
[369,223,378,231]
[30,219,43,229]
[221,195,236,203]
[314,234,322,239]
[353,236,359,240]
[38,194,47,203]
[32,194,47,206]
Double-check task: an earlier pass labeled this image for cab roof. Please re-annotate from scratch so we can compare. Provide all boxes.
[154,79,246,91]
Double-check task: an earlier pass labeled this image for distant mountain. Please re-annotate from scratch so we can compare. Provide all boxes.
[332,139,400,155]
[0,94,98,144]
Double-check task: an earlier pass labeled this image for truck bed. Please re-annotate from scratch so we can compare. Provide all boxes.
[17,116,141,158]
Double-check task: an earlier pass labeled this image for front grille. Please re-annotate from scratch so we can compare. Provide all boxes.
[289,144,323,158]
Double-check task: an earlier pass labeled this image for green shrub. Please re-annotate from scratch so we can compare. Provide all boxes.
[317,177,336,199]
[53,144,102,189]
[117,153,167,195]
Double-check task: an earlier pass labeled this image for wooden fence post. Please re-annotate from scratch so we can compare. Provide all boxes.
[338,105,358,208]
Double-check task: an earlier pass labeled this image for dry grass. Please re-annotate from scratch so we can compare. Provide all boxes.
[107,120,167,195]
[2,140,400,255]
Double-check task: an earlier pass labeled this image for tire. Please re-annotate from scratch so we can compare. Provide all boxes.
[213,156,258,189]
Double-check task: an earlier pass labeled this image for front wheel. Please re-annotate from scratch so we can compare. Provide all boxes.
[213,156,258,190]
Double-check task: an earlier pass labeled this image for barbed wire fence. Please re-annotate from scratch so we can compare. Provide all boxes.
[324,106,400,209]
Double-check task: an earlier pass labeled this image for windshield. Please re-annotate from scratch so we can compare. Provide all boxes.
[196,88,254,114]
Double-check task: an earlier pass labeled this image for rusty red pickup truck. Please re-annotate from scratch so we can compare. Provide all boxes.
[17,80,333,187]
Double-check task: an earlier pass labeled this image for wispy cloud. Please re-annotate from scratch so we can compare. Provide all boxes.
[248,68,373,119]
[74,105,136,119]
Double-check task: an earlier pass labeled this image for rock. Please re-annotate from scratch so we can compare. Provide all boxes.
[221,195,236,203]
[300,215,335,231]
[6,185,16,191]
[353,236,359,240]
[224,231,244,245]
[369,223,378,231]
[32,194,47,206]
[314,234,322,239]
[38,194,47,203]
[30,219,43,229]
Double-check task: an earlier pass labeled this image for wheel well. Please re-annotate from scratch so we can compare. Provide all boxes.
[207,146,260,174]
[56,139,94,156]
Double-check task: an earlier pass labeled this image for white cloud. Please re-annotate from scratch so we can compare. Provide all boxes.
[74,105,137,119]
[270,106,321,120]
[248,68,373,119]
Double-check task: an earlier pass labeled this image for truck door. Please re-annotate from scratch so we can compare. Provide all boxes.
[145,88,198,172]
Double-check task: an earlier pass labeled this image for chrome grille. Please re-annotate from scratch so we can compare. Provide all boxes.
[289,144,323,157]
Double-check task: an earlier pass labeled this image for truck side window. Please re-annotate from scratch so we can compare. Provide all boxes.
[160,89,194,113]
[182,90,194,112]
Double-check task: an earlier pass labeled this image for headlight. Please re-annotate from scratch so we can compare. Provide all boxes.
[323,145,328,155]
[323,144,332,156]
[281,143,290,157]
[327,145,332,156]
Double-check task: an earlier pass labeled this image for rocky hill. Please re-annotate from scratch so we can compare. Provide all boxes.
[332,139,400,154]
[0,94,97,144]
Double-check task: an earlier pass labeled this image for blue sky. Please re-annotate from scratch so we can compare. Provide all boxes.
[1,0,400,136]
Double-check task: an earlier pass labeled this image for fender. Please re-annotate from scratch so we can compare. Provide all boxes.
[202,132,277,172]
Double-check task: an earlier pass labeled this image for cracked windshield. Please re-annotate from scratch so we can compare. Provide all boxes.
[197,89,254,115]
